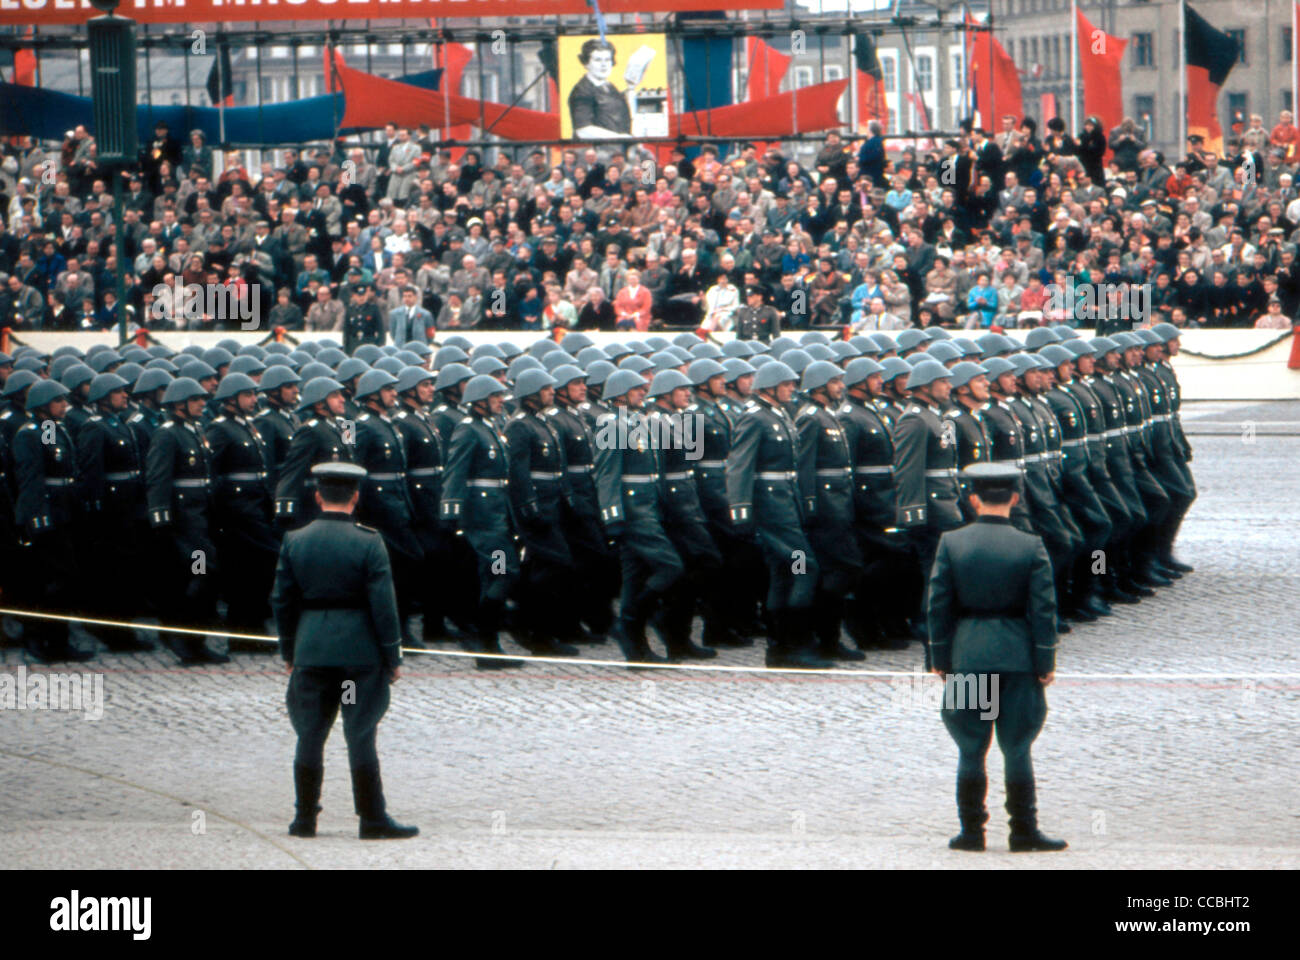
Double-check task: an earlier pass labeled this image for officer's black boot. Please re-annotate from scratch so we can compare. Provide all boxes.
[1006,780,1068,852]
[475,601,524,670]
[816,597,865,662]
[288,764,323,838]
[949,775,988,851]
[1101,565,1141,604]
[352,763,419,840]
[400,611,426,650]
[781,610,835,670]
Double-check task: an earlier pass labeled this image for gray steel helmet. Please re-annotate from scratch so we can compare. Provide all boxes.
[114,362,144,384]
[180,344,206,358]
[904,353,930,367]
[647,369,692,398]
[619,355,655,374]
[905,358,953,389]
[746,340,771,354]
[290,341,318,356]
[2,369,39,398]
[625,340,651,355]
[951,337,983,358]
[721,340,753,358]
[395,350,423,366]
[507,356,544,381]
[373,357,406,376]
[258,366,301,392]
[289,351,315,366]
[470,343,506,361]
[922,325,953,341]
[768,336,797,357]
[781,349,813,374]
[442,335,474,352]
[315,338,342,351]
[644,336,671,352]
[1024,327,1062,350]
[829,341,861,361]
[576,346,608,368]
[721,358,756,383]
[216,338,243,355]
[689,342,724,360]
[51,345,83,360]
[60,363,95,390]
[602,368,652,399]
[178,360,218,381]
[471,356,508,376]
[146,344,174,358]
[354,369,399,400]
[843,357,885,386]
[749,355,774,369]
[561,331,595,354]
[354,344,384,364]
[513,368,558,400]
[122,348,152,364]
[435,362,475,392]
[648,350,683,373]
[981,356,1017,380]
[550,364,586,388]
[496,341,523,360]
[801,360,845,392]
[379,344,400,357]
[403,341,434,358]
[849,335,880,355]
[529,339,561,358]
[227,355,266,376]
[880,357,912,383]
[1050,324,1080,341]
[161,376,208,406]
[87,372,130,404]
[26,379,71,411]
[202,347,234,369]
[947,361,988,390]
[132,369,174,396]
[434,345,470,369]
[317,347,348,367]
[1151,322,1181,342]
[753,360,799,391]
[895,329,928,352]
[687,358,726,386]
[798,331,831,346]
[672,332,703,349]
[976,332,1012,358]
[298,361,335,382]
[87,353,122,374]
[264,342,293,356]
[804,343,836,362]
[144,357,179,373]
[50,356,82,381]
[1063,339,1096,358]
[298,376,345,410]
[1031,353,1057,370]
[1039,344,1076,367]
[666,346,694,364]
[264,355,294,369]
[396,365,436,394]
[237,343,268,360]
[335,358,371,382]
[1007,353,1037,376]
[926,341,962,363]
[214,372,259,401]
[1110,332,1141,348]
[585,360,618,387]
[1133,328,1163,346]
[462,374,508,404]
[542,350,578,372]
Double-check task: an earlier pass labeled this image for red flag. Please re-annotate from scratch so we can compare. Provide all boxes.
[853,34,889,131]
[965,11,1022,127]
[745,37,790,102]
[1184,3,1240,154]
[13,27,35,87]
[440,40,474,159]
[1076,8,1126,134]
[670,80,848,139]
[1040,93,1057,123]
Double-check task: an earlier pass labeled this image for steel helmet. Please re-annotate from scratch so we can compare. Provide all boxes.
[603,341,634,361]
[542,350,578,372]
[462,374,508,404]
[354,369,399,400]
[843,357,885,387]
[1088,336,1119,356]
[1024,327,1062,350]
[923,325,953,341]
[585,360,618,387]
[1007,353,1038,376]
[132,369,174,396]
[264,355,294,370]
[470,343,506,361]
[60,363,96,390]
[947,361,988,390]
[550,364,586,388]
[829,341,861,361]
[353,344,384,364]
[434,345,470,369]
[672,332,703,349]
[298,361,335,383]
[146,344,174,359]
[951,337,983,358]
[1050,324,1080,340]
[749,355,774,369]
[798,331,831,346]
[435,363,474,392]
[1063,339,1096,358]
[227,355,266,377]
[981,356,1017,380]
[49,356,81,381]
[335,358,371,383]
[849,335,880,356]
[804,343,836,362]
[237,343,268,360]
[214,372,260,401]
[85,350,122,371]
[180,344,206,358]
[926,341,962,363]
[905,358,952,389]
[25,379,71,411]
[1151,322,1181,342]
[1038,344,1076,367]
[576,346,608,368]
[379,344,400,357]
[768,335,797,357]
[904,353,930,367]
[291,341,319,356]
[721,340,752,358]
[442,335,474,352]
[721,358,756,383]
[647,369,692,398]
[50,345,83,360]
[507,356,544,381]
[373,356,406,376]
[317,348,348,367]
[403,341,434,358]
[801,360,844,392]
[753,360,799,391]
[114,362,144,384]
[258,366,302,392]
[561,331,595,354]
[689,341,724,360]
[471,356,508,376]
[395,350,423,366]
[895,329,928,352]
[298,376,345,410]
[647,350,683,373]
[780,349,813,374]
[216,338,243,355]
[491,340,520,360]
[395,365,436,394]
[144,357,179,373]
[179,360,219,382]
[86,372,130,405]
[602,369,652,400]
[1133,328,1163,346]
[264,342,293,357]
[687,358,726,386]
[527,339,560,359]
[746,340,771,354]
[644,336,671,352]
[625,340,651,355]
[2,370,40,398]
[1110,332,1141,348]
[161,376,208,406]
[513,368,558,400]
[619,355,655,374]
[198,347,231,371]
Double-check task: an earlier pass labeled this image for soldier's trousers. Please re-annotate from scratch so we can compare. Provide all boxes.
[851,527,915,634]
[808,513,864,644]
[81,499,151,629]
[617,512,685,627]
[464,520,520,607]
[708,519,765,632]
[287,666,390,771]
[941,672,1047,784]
[564,498,617,636]
[215,525,279,630]
[661,514,723,642]
[517,508,578,641]
[20,530,80,653]
[753,483,818,613]
[155,516,221,630]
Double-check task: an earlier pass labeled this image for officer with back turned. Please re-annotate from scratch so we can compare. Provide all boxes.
[272,461,418,841]
[927,462,1066,854]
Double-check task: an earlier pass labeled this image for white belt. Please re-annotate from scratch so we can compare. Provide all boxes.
[757,471,797,481]
[44,477,75,487]
[223,471,267,481]
[1023,453,1045,463]
[175,478,210,488]
[566,464,593,474]
[854,465,893,475]
[105,470,140,481]
[529,471,564,481]
[663,471,692,481]
[1125,425,1142,434]
[1103,428,1126,438]
[409,466,442,477]
[468,478,508,488]
[1151,413,1171,423]
[1060,439,1086,448]
[368,472,404,481]
[924,468,957,478]
[816,467,851,477]
[622,474,660,483]
[694,460,726,469]
[993,458,1027,469]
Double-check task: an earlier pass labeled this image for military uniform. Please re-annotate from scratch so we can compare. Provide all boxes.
[392,403,453,639]
[1134,362,1196,569]
[274,415,355,527]
[207,412,278,631]
[943,403,993,521]
[1087,368,1152,593]
[254,402,300,492]
[734,304,781,342]
[1110,368,1172,579]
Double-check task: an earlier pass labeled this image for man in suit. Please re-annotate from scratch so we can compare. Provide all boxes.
[927,463,1066,854]
[273,462,418,840]
[388,286,432,345]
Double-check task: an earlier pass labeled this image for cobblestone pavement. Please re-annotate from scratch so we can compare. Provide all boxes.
[1,401,1297,869]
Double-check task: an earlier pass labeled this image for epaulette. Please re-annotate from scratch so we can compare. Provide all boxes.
[459,416,472,424]
[685,402,699,412]
[509,410,527,421]
[544,406,558,415]
[838,403,853,416]
[0,411,10,420]
[162,421,176,429]
[88,414,102,422]
[578,402,591,411]
[906,405,921,415]
[796,404,816,419]
[434,404,449,412]
[395,410,409,419]
[127,412,143,424]
[307,418,319,426]
[212,415,226,423]
[353,521,379,534]
[358,413,371,421]
[743,400,759,412]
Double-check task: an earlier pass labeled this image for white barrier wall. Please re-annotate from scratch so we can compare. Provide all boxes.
[7,327,1297,402]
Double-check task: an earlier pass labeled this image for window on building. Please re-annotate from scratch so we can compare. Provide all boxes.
[951,50,963,86]
[881,55,896,94]
[824,64,844,82]
[1132,33,1154,68]
[1052,36,1061,78]
[1031,37,1039,68]
[1134,95,1155,140]
[270,46,289,59]
[1284,28,1293,62]
[915,55,933,92]
[792,66,814,90]
[1226,30,1246,65]
[1285,90,1294,112]
[1227,92,1248,128]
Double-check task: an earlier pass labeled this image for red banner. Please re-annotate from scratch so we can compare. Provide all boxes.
[0,0,781,27]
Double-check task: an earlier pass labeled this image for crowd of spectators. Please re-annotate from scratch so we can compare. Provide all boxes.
[3,108,1300,339]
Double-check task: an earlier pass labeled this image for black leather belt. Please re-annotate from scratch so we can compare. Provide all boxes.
[301,597,366,610]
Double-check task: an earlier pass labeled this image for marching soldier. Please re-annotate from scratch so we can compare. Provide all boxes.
[77,372,153,651]
[146,377,229,665]
[943,361,995,522]
[428,361,480,636]
[430,363,474,444]
[440,374,523,669]
[1147,323,1195,574]
[726,360,831,669]
[60,364,96,435]
[275,377,356,529]
[127,369,174,451]
[273,461,418,841]
[11,379,94,663]
[254,366,302,492]
[207,372,279,636]
[928,462,1066,854]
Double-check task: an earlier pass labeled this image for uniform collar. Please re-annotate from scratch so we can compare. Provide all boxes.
[318,512,353,522]
[975,515,1013,525]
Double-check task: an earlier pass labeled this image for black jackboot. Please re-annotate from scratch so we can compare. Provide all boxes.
[1006,780,1068,852]
[474,601,523,670]
[288,764,323,838]
[352,763,419,840]
[949,775,988,851]
[779,610,835,669]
